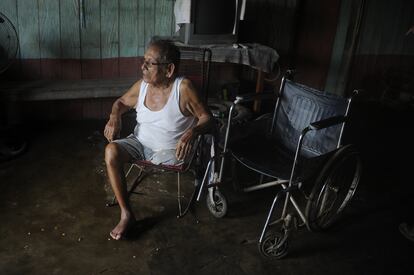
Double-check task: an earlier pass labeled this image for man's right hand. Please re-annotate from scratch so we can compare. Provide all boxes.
[104,115,122,142]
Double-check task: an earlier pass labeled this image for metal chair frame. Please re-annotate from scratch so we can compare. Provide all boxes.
[106,135,219,218]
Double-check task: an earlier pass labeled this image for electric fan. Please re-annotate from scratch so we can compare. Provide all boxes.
[0,11,25,162]
[0,11,19,73]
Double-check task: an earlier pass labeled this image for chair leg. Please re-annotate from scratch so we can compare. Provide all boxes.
[127,167,147,197]
[176,172,200,223]
[196,159,212,202]
[177,172,182,215]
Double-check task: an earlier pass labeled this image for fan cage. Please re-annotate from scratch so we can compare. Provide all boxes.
[0,12,19,74]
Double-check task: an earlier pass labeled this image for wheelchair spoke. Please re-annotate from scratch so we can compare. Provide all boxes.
[212,196,224,211]
[318,184,338,216]
[265,241,278,254]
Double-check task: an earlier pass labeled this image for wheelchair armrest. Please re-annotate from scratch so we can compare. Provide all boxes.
[287,115,347,190]
[309,115,347,131]
[234,92,277,104]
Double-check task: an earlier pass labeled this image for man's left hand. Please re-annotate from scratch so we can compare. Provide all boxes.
[176,129,195,161]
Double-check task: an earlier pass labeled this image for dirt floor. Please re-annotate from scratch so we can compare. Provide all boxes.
[0,115,413,274]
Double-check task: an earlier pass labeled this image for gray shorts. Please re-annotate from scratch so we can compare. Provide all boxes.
[112,134,182,165]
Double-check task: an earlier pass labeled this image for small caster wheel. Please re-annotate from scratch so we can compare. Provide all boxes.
[258,231,289,259]
[206,189,227,218]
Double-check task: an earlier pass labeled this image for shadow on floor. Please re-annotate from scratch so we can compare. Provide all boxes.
[0,112,412,274]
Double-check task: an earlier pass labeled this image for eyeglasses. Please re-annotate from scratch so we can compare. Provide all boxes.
[143,60,170,69]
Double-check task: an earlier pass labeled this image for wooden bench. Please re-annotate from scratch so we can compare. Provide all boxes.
[1,78,136,102]
[0,78,138,121]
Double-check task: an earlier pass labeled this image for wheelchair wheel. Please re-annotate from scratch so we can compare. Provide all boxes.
[206,189,227,218]
[306,144,362,231]
[258,231,289,259]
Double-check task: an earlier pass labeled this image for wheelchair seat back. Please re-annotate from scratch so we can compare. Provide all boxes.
[272,79,349,158]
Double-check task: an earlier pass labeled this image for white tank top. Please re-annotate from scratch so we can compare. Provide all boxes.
[135,77,196,151]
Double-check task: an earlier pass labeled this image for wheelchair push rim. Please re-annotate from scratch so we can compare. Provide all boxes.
[306,144,362,231]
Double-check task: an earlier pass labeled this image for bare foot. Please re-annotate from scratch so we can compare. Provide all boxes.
[110,215,136,240]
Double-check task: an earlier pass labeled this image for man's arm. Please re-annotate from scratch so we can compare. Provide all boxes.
[176,78,213,160]
[104,80,142,142]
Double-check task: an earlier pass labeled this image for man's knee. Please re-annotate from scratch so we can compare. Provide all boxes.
[105,143,124,166]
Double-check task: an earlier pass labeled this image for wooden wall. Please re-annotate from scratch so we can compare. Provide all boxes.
[238,0,342,91]
[1,0,332,89]
[347,0,414,101]
[3,0,411,103]
[0,0,175,80]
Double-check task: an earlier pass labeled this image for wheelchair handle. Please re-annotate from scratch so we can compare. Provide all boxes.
[234,92,276,104]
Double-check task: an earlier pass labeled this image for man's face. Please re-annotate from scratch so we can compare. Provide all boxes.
[141,46,167,84]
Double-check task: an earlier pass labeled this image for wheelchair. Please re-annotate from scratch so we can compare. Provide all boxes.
[217,70,362,259]
[106,46,228,220]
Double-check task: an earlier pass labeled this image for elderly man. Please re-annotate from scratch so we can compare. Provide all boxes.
[104,40,212,240]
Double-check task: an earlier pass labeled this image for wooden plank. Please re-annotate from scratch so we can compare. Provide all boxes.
[253,70,264,112]
[119,57,140,78]
[17,0,41,79]
[357,0,414,55]
[119,0,139,77]
[101,98,115,118]
[155,0,174,37]
[39,59,61,80]
[17,0,39,59]
[60,100,84,120]
[170,0,176,34]
[39,0,61,79]
[60,59,81,80]
[80,0,101,78]
[80,0,101,59]
[60,0,80,59]
[143,0,155,51]
[60,0,81,79]
[137,0,146,55]
[101,0,119,78]
[119,0,138,57]
[101,57,119,79]
[38,0,60,59]
[82,98,103,119]
[1,78,135,101]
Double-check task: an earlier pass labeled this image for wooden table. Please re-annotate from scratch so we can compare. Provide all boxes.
[174,42,280,112]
